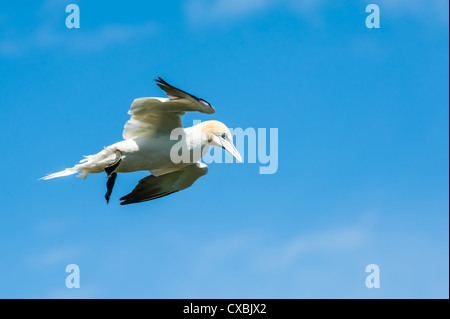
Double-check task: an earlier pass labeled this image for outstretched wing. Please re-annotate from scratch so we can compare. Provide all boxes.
[155,77,208,103]
[119,162,208,205]
[122,78,215,139]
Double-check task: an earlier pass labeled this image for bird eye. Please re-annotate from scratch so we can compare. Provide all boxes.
[221,133,227,139]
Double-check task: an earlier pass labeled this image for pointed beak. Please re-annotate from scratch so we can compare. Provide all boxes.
[222,138,243,162]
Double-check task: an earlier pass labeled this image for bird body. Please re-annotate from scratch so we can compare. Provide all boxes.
[42,78,242,205]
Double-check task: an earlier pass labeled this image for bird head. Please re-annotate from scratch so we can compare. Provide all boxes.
[202,121,242,162]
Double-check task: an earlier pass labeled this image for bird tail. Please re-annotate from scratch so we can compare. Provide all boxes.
[40,147,120,181]
[40,168,79,180]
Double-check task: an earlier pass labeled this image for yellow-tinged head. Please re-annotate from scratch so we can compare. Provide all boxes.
[201,120,242,162]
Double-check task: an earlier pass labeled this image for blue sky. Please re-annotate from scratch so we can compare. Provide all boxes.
[0,0,448,298]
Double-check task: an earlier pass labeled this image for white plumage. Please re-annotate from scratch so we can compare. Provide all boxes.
[41,77,242,205]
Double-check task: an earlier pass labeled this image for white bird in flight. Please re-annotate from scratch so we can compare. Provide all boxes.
[41,77,242,205]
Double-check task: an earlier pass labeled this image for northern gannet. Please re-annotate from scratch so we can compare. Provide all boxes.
[41,78,242,205]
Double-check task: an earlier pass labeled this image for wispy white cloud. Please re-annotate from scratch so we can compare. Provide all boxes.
[255,225,368,271]
[184,0,276,25]
[184,0,448,26]
[0,22,156,56]
[27,246,85,269]
[378,0,449,23]
[205,0,273,16]
[0,0,156,56]
[189,219,371,275]
[164,218,373,297]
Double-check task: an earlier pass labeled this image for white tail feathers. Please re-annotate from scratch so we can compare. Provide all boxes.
[40,168,79,180]
[40,147,119,181]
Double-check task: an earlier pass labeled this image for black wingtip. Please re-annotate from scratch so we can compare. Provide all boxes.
[119,196,133,205]
[119,195,129,205]
[155,77,167,85]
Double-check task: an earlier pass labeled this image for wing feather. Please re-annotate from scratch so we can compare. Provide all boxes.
[155,77,203,102]
[119,162,208,205]
[122,78,215,139]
